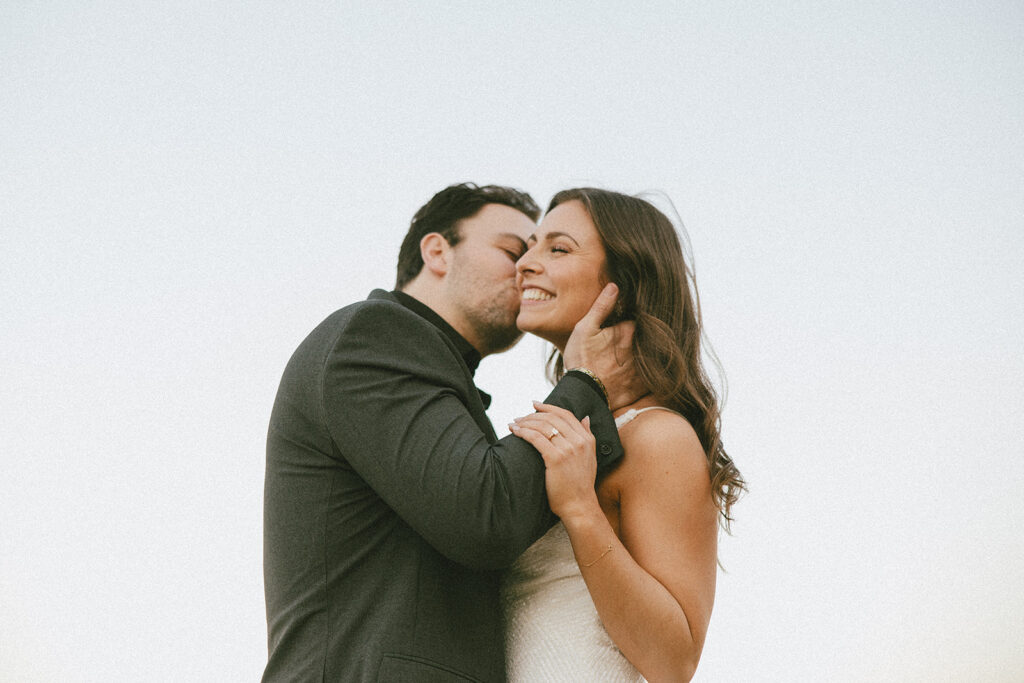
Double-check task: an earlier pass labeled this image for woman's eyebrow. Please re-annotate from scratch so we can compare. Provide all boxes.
[543,231,580,247]
[525,231,580,247]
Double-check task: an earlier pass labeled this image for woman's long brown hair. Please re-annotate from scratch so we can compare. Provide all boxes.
[546,188,746,529]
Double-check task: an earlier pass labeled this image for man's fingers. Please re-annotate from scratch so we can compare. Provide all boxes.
[576,282,619,331]
[612,320,635,348]
[606,320,635,365]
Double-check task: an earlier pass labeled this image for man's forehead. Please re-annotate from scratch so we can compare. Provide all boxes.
[462,203,534,241]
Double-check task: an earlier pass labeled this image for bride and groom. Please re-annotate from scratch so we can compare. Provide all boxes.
[262,183,744,681]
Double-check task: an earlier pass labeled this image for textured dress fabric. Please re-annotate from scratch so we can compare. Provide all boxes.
[501,521,644,682]
[500,407,682,682]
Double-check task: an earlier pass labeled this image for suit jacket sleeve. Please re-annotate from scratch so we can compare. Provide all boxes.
[321,301,623,570]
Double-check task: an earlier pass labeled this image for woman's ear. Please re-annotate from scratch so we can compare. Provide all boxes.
[419,233,450,277]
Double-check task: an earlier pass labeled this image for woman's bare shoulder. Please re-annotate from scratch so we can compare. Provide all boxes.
[608,409,711,496]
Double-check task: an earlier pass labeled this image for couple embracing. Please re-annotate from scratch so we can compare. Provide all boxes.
[262,183,744,682]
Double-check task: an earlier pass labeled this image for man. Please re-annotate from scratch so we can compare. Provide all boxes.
[262,183,638,682]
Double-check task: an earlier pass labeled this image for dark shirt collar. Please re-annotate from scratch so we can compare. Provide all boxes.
[391,290,483,376]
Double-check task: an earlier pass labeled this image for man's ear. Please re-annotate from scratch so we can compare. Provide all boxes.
[420,233,450,277]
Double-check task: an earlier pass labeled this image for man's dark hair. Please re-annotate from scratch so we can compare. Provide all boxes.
[395,183,540,289]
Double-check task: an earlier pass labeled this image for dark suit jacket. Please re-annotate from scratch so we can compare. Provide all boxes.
[262,289,623,682]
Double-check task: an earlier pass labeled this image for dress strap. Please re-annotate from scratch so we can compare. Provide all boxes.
[614,406,684,429]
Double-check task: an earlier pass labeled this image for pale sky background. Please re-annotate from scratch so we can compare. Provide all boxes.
[2,2,1022,681]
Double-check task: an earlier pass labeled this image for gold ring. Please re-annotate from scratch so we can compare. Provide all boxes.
[549,428,559,439]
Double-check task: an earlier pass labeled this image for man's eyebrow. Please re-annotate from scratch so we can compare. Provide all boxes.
[497,233,528,250]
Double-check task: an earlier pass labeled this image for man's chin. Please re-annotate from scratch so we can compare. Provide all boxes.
[486,328,525,355]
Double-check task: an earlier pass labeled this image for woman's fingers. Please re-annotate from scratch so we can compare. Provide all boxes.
[511,410,600,520]
[512,414,576,444]
[508,422,558,461]
[510,412,590,464]
[529,402,591,439]
[512,403,594,448]
[509,401,601,521]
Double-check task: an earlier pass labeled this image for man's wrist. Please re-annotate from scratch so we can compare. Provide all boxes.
[565,367,609,405]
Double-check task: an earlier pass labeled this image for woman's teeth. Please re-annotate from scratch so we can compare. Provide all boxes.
[522,289,553,301]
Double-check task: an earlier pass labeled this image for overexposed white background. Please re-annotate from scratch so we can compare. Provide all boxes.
[3,2,1022,681]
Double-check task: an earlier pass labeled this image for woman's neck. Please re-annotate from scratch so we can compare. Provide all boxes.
[611,393,657,419]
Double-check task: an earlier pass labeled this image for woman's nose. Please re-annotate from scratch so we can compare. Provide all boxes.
[516,247,541,275]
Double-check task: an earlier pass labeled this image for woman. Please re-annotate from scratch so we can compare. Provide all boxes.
[504,188,745,682]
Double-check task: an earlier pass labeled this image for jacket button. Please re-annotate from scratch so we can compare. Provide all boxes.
[599,443,612,455]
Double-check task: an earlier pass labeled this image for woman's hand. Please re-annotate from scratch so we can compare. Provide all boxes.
[509,402,601,522]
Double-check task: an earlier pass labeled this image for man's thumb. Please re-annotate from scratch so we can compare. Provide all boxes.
[580,283,619,329]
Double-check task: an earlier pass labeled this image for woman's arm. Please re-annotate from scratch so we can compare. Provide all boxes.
[512,404,719,682]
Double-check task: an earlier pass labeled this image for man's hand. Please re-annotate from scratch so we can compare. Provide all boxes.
[563,283,647,411]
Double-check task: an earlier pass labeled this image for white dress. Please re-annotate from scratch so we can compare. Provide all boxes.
[501,407,679,682]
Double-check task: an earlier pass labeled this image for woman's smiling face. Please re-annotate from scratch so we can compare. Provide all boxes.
[515,200,608,350]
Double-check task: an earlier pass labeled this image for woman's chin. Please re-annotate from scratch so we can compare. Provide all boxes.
[516,322,568,349]
[516,312,543,333]
[516,324,550,342]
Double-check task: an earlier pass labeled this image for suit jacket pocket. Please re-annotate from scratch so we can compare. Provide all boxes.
[377,653,484,682]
